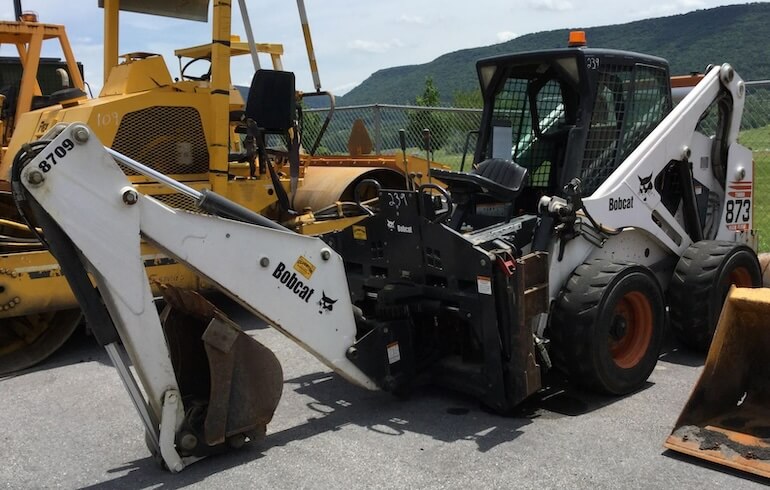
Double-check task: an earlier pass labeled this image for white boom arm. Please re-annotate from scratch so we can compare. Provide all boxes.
[543,64,754,299]
[17,123,376,471]
[582,63,752,255]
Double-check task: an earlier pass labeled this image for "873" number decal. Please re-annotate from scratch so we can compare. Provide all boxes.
[37,138,75,173]
[725,198,750,224]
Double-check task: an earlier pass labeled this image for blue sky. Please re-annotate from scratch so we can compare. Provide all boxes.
[0,1,760,95]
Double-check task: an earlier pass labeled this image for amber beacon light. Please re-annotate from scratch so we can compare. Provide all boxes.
[568,30,587,47]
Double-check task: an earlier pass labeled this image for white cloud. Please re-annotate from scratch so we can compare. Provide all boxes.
[398,14,427,25]
[332,81,360,95]
[527,0,575,11]
[348,38,405,54]
[633,0,706,18]
[497,31,518,42]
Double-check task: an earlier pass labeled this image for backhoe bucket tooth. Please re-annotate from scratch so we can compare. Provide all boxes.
[665,287,770,479]
[160,286,283,449]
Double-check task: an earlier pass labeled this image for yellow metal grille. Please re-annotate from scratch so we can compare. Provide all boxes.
[151,192,203,213]
[112,106,209,176]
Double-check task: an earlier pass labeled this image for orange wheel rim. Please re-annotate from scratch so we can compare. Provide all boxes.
[609,291,653,369]
[728,266,753,287]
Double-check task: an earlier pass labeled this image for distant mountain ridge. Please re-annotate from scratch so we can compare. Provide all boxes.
[337,3,770,106]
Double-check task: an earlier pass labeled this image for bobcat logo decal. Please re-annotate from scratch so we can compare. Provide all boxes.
[638,173,653,201]
[386,219,395,231]
[317,291,338,314]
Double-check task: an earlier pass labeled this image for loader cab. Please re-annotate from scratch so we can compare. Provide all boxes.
[473,48,672,209]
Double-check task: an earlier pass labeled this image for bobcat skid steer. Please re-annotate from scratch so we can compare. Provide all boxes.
[9,38,761,472]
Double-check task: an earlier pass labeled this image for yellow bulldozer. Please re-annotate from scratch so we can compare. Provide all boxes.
[0,9,90,374]
[0,0,440,374]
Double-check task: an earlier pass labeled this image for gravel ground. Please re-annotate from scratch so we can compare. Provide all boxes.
[0,297,766,489]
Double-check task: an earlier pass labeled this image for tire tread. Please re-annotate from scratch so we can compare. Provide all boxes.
[551,259,663,395]
[668,241,761,352]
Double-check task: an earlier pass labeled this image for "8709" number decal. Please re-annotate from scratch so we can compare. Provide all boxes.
[37,138,75,173]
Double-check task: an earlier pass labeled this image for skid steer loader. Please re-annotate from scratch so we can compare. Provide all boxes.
[9,37,762,472]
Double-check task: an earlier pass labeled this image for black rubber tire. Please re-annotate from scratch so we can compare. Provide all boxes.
[550,259,666,395]
[668,240,761,352]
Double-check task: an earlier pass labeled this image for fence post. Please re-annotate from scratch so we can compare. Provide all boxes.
[373,104,382,155]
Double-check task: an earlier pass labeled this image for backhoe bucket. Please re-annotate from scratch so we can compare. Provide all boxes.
[665,287,770,479]
[160,286,283,449]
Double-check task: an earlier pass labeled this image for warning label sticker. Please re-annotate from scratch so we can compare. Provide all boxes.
[352,225,367,240]
[477,276,492,295]
[293,256,316,280]
[387,342,401,364]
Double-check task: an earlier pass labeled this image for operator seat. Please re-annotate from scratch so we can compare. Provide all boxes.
[431,158,528,230]
[431,158,528,202]
[472,158,528,199]
[230,70,296,162]
[233,69,300,212]
[244,69,296,131]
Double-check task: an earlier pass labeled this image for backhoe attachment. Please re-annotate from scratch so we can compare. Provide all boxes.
[12,123,374,471]
[160,286,283,449]
[665,287,770,479]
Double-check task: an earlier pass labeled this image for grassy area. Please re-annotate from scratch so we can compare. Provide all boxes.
[398,148,470,170]
[432,149,470,170]
[751,152,770,252]
[738,125,770,150]
[740,126,770,251]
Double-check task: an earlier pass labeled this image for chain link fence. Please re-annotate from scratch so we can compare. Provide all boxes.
[303,104,482,170]
[306,81,770,249]
[741,81,770,251]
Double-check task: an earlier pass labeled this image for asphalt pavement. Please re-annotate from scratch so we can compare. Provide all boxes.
[1,296,767,489]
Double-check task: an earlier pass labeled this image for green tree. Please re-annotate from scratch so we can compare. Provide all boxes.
[407,76,448,151]
[452,88,483,108]
[416,76,441,107]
